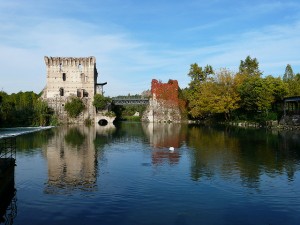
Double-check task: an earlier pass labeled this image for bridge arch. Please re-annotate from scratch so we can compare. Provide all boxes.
[98,119,108,126]
[95,114,116,126]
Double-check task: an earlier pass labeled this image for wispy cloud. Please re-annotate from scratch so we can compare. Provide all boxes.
[0,0,300,96]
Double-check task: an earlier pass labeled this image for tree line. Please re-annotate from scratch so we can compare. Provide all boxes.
[182,56,300,122]
[0,91,54,127]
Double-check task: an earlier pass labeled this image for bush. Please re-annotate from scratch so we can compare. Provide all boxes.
[93,94,111,111]
[65,98,85,118]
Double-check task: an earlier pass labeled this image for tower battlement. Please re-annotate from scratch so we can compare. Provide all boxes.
[44,56,96,67]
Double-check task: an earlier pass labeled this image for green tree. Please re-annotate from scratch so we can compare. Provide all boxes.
[239,56,262,77]
[186,69,241,120]
[283,64,294,81]
[65,98,85,118]
[33,99,53,126]
[93,94,111,111]
[188,63,214,87]
[283,65,300,96]
[238,76,286,114]
[212,69,241,120]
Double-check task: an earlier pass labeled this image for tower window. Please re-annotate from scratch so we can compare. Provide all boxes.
[83,90,89,97]
[77,89,82,97]
[59,88,64,96]
[78,64,82,72]
[62,73,66,81]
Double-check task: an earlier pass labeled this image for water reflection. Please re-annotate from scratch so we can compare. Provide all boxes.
[44,126,98,194]
[34,123,300,193]
[9,123,300,224]
[142,123,186,165]
[186,125,300,188]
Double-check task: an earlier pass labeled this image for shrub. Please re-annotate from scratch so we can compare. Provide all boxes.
[65,98,85,118]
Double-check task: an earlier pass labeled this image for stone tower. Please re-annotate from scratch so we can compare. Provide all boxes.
[43,56,101,123]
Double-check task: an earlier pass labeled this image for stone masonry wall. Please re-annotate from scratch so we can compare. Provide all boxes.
[142,79,181,123]
[42,56,98,123]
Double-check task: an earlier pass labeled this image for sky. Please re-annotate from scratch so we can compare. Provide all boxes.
[0,0,300,96]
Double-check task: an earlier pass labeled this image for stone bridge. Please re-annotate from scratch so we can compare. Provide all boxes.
[95,113,116,126]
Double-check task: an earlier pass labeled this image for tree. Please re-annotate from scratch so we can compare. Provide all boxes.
[188,63,214,87]
[186,69,241,120]
[282,65,300,96]
[65,98,85,118]
[93,94,111,111]
[212,69,241,120]
[33,99,53,126]
[238,76,278,113]
[283,64,294,81]
[239,56,262,77]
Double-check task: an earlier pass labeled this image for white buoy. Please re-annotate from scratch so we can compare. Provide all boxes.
[169,147,175,151]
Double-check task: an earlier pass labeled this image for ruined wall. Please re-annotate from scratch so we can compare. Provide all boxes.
[43,56,98,123]
[151,79,179,105]
[142,79,181,123]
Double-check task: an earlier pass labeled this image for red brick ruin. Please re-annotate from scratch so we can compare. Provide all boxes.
[151,79,179,106]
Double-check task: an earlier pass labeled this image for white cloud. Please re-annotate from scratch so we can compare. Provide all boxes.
[1,0,300,96]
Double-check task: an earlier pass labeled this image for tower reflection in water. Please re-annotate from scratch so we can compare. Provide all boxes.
[43,124,116,195]
[0,137,17,225]
[142,123,186,165]
[44,126,98,194]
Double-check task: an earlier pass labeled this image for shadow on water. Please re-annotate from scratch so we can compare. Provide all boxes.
[0,137,17,225]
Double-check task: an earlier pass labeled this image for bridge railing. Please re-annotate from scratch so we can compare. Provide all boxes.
[111,96,149,100]
[111,96,149,105]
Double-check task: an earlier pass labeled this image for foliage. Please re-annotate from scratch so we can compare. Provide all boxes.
[112,104,146,120]
[50,114,59,126]
[64,97,85,118]
[239,55,262,77]
[188,63,214,87]
[104,111,116,117]
[93,94,111,111]
[283,65,300,96]
[33,99,53,126]
[0,91,54,127]
[283,64,294,81]
[186,69,241,120]
[185,56,298,123]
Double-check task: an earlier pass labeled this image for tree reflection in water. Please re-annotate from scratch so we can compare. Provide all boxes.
[186,125,300,188]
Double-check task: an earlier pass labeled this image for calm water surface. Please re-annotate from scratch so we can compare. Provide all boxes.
[1,123,300,225]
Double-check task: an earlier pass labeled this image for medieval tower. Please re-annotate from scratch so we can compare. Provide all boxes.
[43,56,103,123]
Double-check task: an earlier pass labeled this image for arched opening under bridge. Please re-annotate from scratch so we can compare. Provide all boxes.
[98,119,108,126]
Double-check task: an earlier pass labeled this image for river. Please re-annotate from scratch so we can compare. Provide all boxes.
[1,123,300,225]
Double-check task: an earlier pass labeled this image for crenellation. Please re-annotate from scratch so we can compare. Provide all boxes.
[44,56,96,67]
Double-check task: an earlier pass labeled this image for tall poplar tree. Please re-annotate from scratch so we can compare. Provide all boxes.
[283,64,294,81]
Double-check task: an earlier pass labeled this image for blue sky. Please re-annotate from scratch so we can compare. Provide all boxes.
[0,0,300,96]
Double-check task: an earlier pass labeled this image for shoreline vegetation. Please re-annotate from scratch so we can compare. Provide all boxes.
[1,56,300,129]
